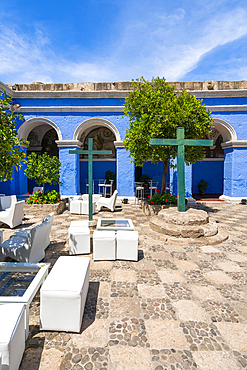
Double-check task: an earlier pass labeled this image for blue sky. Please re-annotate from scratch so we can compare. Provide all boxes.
[0,0,247,84]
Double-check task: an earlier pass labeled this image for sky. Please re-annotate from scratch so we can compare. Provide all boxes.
[0,0,247,84]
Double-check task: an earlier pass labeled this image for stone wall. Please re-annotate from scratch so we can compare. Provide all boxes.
[24,199,66,216]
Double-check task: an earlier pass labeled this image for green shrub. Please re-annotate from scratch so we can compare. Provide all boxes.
[26,190,61,204]
[148,190,177,205]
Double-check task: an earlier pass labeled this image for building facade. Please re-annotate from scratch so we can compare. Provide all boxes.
[1,80,247,201]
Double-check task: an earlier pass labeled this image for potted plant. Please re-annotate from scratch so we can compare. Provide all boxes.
[139,174,151,190]
[198,180,209,195]
[105,170,116,190]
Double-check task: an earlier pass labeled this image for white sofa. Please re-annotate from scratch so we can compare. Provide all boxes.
[40,256,90,332]
[0,219,52,263]
[0,196,24,229]
[0,303,25,370]
[96,190,118,212]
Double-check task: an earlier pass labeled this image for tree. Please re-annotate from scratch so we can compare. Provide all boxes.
[0,93,28,181]
[24,152,62,193]
[123,77,213,191]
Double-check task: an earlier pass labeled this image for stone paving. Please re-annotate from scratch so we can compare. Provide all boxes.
[1,201,247,369]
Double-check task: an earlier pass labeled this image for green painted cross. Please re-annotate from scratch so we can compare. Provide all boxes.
[150,127,213,212]
[69,138,112,221]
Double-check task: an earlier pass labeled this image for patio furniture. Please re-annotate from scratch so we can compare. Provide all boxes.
[0,195,24,229]
[93,230,116,260]
[135,182,144,204]
[97,218,135,231]
[70,199,96,215]
[85,179,94,194]
[96,190,118,212]
[104,180,114,197]
[149,180,159,198]
[33,187,43,193]
[98,179,106,195]
[0,303,25,370]
[116,230,139,261]
[0,262,50,340]
[0,220,51,263]
[42,212,55,249]
[81,194,102,203]
[69,221,90,255]
[40,256,90,332]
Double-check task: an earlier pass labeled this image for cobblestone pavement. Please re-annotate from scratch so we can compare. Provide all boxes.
[2,201,247,369]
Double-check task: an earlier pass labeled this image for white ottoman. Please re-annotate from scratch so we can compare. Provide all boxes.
[70,200,82,214]
[0,303,25,370]
[69,226,90,255]
[81,201,96,215]
[70,221,89,227]
[116,230,139,261]
[93,230,116,260]
[40,256,90,332]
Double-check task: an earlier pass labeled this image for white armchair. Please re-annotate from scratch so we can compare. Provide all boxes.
[0,200,25,228]
[0,220,51,262]
[96,190,118,212]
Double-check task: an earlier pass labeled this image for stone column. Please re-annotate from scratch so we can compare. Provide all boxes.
[221,142,247,200]
[115,142,135,198]
[56,140,81,196]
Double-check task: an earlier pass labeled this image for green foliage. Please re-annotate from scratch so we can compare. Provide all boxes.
[198,179,209,193]
[149,190,177,205]
[139,174,151,184]
[123,77,213,190]
[26,190,61,204]
[0,93,28,181]
[24,152,62,192]
[105,170,116,183]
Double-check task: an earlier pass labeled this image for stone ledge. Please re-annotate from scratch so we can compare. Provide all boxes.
[24,199,66,216]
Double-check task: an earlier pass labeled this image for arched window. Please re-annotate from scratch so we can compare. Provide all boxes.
[80,127,116,158]
[203,127,224,158]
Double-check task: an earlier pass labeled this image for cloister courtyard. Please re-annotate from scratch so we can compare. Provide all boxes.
[1,200,247,370]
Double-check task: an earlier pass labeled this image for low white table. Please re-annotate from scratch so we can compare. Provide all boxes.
[0,262,50,340]
[96,218,135,231]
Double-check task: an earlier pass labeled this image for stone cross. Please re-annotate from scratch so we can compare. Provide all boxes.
[69,138,112,221]
[150,127,213,212]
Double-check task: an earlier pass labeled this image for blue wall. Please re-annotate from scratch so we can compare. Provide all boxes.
[142,161,170,192]
[224,147,247,197]
[192,161,224,194]
[80,160,116,193]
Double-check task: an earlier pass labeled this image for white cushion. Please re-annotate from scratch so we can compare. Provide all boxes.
[0,304,25,370]
[116,230,139,261]
[40,256,90,332]
[70,220,89,228]
[93,230,116,261]
[69,227,90,255]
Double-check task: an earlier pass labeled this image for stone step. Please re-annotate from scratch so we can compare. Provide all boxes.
[158,207,209,225]
[150,217,218,238]
[141,224,228,246]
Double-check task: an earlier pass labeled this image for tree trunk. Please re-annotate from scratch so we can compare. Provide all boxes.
[162,161,168,192]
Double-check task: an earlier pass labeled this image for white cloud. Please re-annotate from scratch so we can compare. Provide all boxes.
[0,5,247,83]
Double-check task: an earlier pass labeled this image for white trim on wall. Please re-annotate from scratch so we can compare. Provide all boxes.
[19,106,124,113]
[18,117,63,141]
[73,117,121,142]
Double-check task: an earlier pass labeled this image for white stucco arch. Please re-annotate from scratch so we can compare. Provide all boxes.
[18,117,63,141]
[73,118,121,142]
[212,118,237,142]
